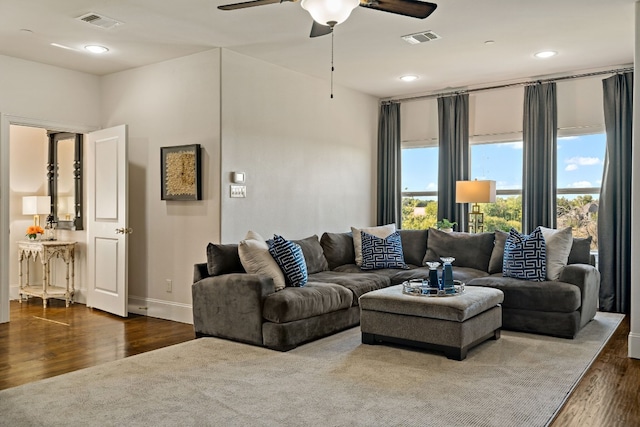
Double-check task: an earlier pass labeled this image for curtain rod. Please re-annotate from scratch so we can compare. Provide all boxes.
[382,66,634,104]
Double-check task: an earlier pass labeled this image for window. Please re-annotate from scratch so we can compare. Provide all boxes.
[470,140,523,232]
[556,133,605,249]
[401,146,438,229]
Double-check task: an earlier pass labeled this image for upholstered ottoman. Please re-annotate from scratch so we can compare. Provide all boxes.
[359,285,504,360]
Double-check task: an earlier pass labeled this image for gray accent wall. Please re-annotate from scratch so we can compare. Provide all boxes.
[220,49,378,243]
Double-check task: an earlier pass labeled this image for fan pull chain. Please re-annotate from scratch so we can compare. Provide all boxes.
[330,29,334,99]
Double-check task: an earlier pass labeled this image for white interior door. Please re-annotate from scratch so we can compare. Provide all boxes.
[87,125,129,317]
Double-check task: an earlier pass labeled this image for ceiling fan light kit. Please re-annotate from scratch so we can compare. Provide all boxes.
[301,0,359,26]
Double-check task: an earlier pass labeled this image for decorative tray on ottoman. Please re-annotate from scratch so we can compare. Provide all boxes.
[402,280,465,297]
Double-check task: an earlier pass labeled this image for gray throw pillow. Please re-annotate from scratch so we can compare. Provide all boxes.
[488,230,509,274]
[292,235,329,274]
[423,228,495,271]
[568,236,593,265]
[320,232,355,270]
[206,243,243,276]
[398,229,429,266]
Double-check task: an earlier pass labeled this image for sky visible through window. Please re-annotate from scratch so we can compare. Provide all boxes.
[402,134,605,194]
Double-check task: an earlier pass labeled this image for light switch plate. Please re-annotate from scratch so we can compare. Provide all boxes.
[230,185,246,198]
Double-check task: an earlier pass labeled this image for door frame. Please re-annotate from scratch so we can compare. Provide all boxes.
[0,113,96,323]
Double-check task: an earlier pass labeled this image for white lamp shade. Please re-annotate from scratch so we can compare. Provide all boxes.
[22,196,51,215]
[301,0,359,26]
[455,180,496,203]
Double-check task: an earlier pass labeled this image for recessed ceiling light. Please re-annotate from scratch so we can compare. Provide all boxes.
[400,75,419,82]
[534,50,557,59]
[85,45,109,54]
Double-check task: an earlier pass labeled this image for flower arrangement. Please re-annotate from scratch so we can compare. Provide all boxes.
[26,225,44,240]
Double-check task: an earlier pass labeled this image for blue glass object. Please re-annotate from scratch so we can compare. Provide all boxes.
[440,257,455,289]
[425,261,440,289]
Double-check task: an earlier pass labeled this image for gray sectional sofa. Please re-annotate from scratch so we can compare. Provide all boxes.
[192,228,600,351]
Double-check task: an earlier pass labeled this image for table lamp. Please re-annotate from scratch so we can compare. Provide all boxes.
[455,180,496,233]
[22,196,51,227]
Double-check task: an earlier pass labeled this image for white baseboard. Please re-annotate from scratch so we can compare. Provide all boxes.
[629,332,640,359]
[128,295,193,324]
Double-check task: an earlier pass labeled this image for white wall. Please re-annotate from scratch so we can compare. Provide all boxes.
[100,49,222,323]
[0,55,101,323]
[9,126,47,296]
[629,0,640,359]
[220,50,379,243]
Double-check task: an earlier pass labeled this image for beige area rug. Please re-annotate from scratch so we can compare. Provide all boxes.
[0,312,623,427]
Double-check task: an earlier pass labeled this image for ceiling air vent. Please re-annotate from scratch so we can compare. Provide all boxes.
[77,13,123,29]
[402,30,441,45]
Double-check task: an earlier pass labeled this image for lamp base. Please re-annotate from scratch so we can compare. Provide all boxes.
[468,203,484,233]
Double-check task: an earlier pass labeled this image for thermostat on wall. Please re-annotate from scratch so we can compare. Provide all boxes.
[232,172,245,183]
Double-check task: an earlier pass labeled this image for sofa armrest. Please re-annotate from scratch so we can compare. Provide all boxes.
[193,263,210,283]
[559,264,600,328]
[192,273,275,346]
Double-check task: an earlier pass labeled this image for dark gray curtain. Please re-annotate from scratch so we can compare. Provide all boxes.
[598,72,633,313]
[377,101,402,227]
[522,82,557,233]
[437,94,469,231]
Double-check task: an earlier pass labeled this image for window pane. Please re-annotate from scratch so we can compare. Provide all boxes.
[402,197,437,230]
[480,196,522,233]
[401,147,438,192]
[557,134,605,190]
[470,141,523,232]
[557,194,599,250]
[470,141,523,190]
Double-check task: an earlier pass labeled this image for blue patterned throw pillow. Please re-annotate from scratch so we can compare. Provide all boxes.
[503,227,546,281]
[268,235,308,287]
[360,231,409,270]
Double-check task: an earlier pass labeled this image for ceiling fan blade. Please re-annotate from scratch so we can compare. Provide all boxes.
[218,0,282,11]
[310,21,333,38]
[359,0,437,19]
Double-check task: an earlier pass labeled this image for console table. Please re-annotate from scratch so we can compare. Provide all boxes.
[18,240,76,308]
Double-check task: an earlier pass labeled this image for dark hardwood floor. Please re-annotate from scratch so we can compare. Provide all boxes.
[0,299,195,390]
[1,299,639,426]
[550,315,640,427]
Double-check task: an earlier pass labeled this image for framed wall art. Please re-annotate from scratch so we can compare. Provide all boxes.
[161,144,202,200]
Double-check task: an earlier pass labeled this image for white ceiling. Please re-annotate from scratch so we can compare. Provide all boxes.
[0,0,634,98]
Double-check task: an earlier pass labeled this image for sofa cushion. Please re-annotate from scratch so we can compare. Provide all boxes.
[540,226,573,280]
[467,275,581,313]
[238,231,286,291]
[262,282,353,323]
[398,229,429,266]
[351,224,396,267]
[568,236,592,265]
[423,228,495,271]
[488,230,508,274]
[268,235,308,287]
[320,232,355,269]
[503,227,546,281]
[360,231,409,270]
[206,243,244,276]
[308,271,391,305]
[292,235,329,274]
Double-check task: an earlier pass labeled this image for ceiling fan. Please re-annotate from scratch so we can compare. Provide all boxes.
[217,0,438,38]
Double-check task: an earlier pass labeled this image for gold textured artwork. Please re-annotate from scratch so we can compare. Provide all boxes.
[161,144,201,200]
[166,151,196,196]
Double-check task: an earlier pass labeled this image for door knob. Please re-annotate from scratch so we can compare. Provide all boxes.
[115,227,133,235]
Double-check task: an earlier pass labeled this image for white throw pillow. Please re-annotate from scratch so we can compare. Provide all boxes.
[238,231,286,291]
[351,224,396,267]
[540,226,573,281]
